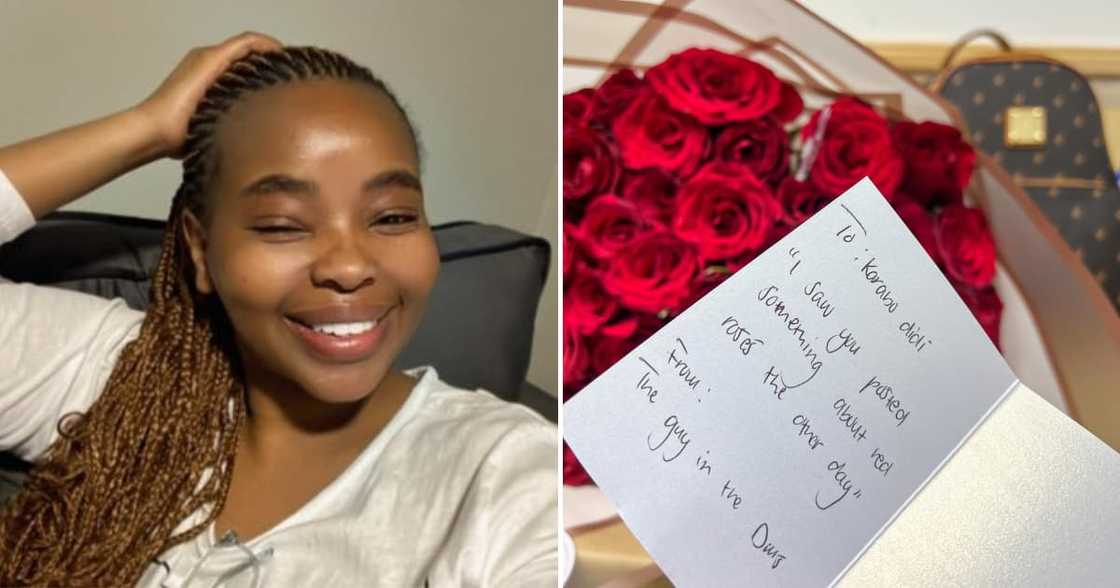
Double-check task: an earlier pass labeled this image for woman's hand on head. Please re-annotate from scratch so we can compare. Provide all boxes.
[134,32,283,160]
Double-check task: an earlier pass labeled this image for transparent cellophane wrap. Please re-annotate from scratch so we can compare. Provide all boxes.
[564,1,1120,586]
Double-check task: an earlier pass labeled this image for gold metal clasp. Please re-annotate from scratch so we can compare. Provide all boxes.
[1004,106,1047,148]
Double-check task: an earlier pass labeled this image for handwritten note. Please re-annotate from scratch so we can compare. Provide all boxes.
[564,178,1018,587]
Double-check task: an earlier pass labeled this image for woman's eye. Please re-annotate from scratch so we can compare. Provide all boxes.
[252,226,303,234]
[372,213,421,229]
[377,214,417,225]
[247,214,418,237]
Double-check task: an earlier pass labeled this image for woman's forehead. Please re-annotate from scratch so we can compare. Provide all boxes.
[213,80,418,174]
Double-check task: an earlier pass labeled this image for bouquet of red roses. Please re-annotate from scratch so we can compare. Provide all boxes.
[563,48,1001,486]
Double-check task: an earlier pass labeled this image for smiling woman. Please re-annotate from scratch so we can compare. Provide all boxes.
[180,76,439,415]
[0,33,556,587]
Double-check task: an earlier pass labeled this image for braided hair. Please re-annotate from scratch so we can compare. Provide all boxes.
[0,46,419,586]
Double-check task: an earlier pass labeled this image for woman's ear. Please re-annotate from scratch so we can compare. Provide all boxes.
[182,210,214,295]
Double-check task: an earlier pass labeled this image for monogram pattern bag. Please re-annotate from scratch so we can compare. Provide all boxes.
[933,30,1120,311]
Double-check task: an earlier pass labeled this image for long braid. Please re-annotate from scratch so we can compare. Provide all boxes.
[0,46,418,586]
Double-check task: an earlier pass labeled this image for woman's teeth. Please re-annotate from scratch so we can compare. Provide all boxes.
[310,320,377,337]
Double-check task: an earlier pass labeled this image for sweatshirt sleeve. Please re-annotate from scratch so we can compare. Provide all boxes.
[471,415,560,587]
[0,167,145,461]
[0,167,37,244]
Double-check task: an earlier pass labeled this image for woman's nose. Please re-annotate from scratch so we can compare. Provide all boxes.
[309,227,378,292]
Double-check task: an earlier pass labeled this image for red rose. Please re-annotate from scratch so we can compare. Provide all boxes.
[777,177,833,226]
[725,220,792,274]
[893,195,941,265]
[564,89,595,128]
[563,323,590,387]
[564,126,619,201]
[935,204,996,288]
[589,328,644,376]
[563,223,579,279]
[564,443,592,486]
[803,97,903,199]
[678,266,736,311]
[621,169,679,225]
[672,163,781,261]
[774,81,805,123]
[955,284,1003,347]
[713,116,790,184]
[612,89,709,179]
[589,69,646,128]
[603,230,700,314]
[577,194,652,260]
[564,273,620,335]
[892,121,975,207]
[647,48,802,124]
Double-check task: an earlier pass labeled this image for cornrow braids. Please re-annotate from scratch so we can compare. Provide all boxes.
[0,46,419,586]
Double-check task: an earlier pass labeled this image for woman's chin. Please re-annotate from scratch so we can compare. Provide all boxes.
[298,380,373,406]
[298,365,395,405]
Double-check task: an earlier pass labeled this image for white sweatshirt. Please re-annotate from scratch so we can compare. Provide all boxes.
[0,169,558,587]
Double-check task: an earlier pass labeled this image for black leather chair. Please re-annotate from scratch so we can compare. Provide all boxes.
[0,212,555,502]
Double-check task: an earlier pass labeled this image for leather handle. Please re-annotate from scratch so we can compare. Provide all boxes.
[940,29,1013,71]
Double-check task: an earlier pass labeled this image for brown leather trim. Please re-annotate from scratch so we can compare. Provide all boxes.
[930,51,1056,92]
[932,48,1120,435]
[1012,176,1112,190]
[938,29,1013,72]
[881,43,1120,77]
[931,51,1059,92]
[931,51,1117,185]
[977,154,1120,446]
[838,37,1120,446]
[969,157,1081,420]
[780,2,1095,424]
[772,5,1118,438]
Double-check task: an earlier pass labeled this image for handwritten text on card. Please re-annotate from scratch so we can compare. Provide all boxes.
[564,178,1017,587]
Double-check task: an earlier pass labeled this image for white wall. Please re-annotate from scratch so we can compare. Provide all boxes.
[799,0,1120,46]
[0,0,558,396]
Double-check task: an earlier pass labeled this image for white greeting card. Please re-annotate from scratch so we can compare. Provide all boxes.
[564,178,1019,586]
